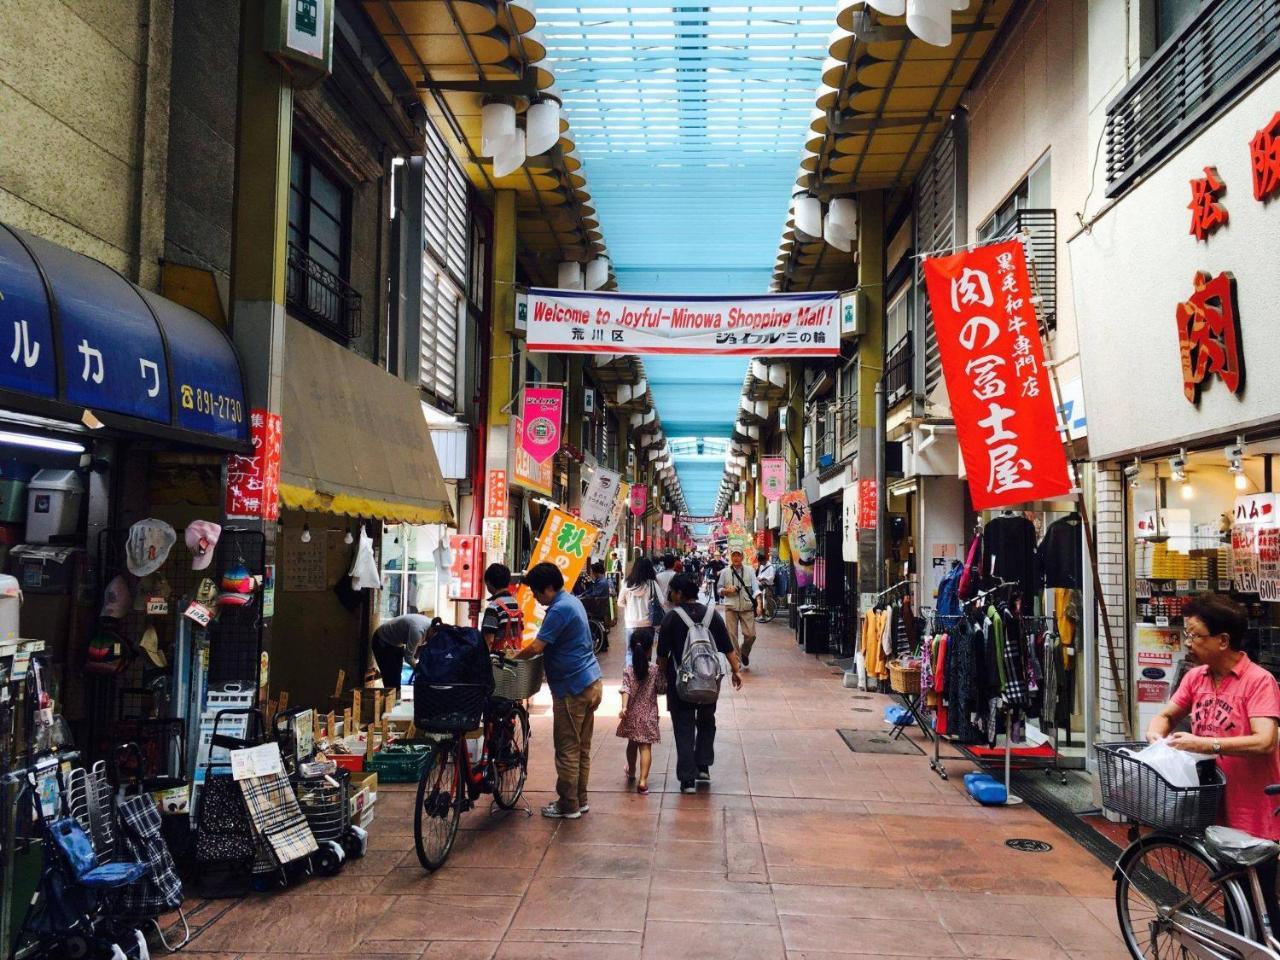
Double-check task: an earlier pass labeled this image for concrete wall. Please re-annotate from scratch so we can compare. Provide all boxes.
[964,0,1090,386]
[0,0,172,286]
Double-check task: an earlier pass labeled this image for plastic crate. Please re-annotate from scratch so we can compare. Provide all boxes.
[367,743,432,782]
[1095,741,1226,834]
[331,753,364,773]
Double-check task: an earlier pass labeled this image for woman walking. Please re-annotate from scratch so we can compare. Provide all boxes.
[617,626,661,794]
[617,557,662,653]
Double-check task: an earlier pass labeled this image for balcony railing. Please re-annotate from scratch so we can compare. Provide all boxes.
[987,209,1057,328]
[885,335,913,408]
[286,242,363,343]
[1104,0,1280,198]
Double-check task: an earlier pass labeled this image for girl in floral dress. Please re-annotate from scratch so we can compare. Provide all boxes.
[617,626,661,794]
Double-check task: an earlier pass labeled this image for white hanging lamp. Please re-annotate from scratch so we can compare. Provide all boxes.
[584,256,610,291]
[557,260,584,290]
[823,219,853,252]
[793,193,823,240]
[828,198,858,238]
[866,0,907,13]
[525,96,561,156]
[907,0,953,46]
[481,101,516,157]
[492,128,526,178]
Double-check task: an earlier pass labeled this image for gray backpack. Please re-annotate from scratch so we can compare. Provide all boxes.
[674,604,724,704]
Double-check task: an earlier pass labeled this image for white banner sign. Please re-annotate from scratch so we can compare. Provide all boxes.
[591,480,630,562]
[581,467,622,528]
[526,289,841,357]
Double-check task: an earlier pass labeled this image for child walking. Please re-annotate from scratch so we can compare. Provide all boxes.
[617,626,661,794]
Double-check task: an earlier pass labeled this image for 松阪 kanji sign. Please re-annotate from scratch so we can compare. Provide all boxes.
[922,240,1072,510]
[1177,270,1244,405]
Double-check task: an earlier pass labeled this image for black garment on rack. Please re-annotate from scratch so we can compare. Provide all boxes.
[943,618,985,744]
[1037,513,1084,590]
[982,515,1039,599]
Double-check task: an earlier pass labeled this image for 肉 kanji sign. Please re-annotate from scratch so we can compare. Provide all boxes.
[226,408,282,520]
[922,240,1072,510]
[1177,270,1244,404]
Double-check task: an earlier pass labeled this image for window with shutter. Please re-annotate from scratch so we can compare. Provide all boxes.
[419,123,470,406]
[914,126,958,401]
[420,260,462,409]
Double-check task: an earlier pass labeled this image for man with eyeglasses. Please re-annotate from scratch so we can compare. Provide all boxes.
[1147,593,1280,923]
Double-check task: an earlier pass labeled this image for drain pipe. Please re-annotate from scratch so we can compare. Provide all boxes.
[874,379,886,592]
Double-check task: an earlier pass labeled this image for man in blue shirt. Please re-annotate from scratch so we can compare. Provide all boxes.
[513,562,603,819]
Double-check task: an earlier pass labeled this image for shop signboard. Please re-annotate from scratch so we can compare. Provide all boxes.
[516,509,600,641]
[1258,524,1280,601]
[525,288,841,357]
[630,485,648,516]
[447,534,483,601]
[842,482,858,556]
[486,469,509,518]
[226,409,282,520]
[922,240,1072,509]
[761,458,786,500]
[1234,493,1276,526]
[581,467,621,528]
[780,490,817,586]
[521,387,563,464]
[591,481,629,561]
[857,478,878,530]
[482,517,508,558]
[510,416,552,496]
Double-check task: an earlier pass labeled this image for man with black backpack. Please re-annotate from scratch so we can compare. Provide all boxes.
[657,574,742,793]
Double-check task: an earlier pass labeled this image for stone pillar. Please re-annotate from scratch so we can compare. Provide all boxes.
[1094,465,1131,740]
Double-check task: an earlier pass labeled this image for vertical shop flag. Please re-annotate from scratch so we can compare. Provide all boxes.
[779,489,818,565]
[630,485,648,516]
[486,469,508,518]
[857,478,878,530]
[581,467,621,528]
[515,509,601,641]
[661,512,673,532]
[226,409,282,520]
[521,387,563,464]
[922,239,1071,510]
[591,481,629,561]
[761,457,786,500]
[510,416,552,495]
[732,503,745,525]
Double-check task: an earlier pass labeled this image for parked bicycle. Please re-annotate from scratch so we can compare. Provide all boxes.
[1099,741,1280,959]
[755,584,779,623]
[412,657,535,871]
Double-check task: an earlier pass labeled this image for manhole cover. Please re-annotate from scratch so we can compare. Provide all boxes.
[1005,839,1053,853]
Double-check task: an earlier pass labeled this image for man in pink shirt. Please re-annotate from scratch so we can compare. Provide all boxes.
[1147,594,1280,925]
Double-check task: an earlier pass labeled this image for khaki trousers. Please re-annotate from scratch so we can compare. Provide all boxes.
[724,607,757,659]
[551,679,603,813]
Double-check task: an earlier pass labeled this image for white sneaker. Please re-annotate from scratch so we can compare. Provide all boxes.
[541,802,581,820]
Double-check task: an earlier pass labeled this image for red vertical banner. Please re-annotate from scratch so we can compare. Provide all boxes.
[521,387,564,464]
[857,478,878,530]
[630,485,648,516]
[731,503,745,525]
[486,469,508,518]
[661,512,673,532]
[761,457,786,500]
[226,408,282,520]
[922,240,1071,510]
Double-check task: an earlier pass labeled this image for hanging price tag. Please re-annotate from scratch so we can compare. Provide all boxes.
[1155,616,1170,627]
[1219,579,1232,591]
[146,596,169,616]
[1175,580,1190,592]
[1195,579,1210,591]
[184,601,213,627]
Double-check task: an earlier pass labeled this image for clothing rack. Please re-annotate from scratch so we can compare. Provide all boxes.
[872,579,912,607]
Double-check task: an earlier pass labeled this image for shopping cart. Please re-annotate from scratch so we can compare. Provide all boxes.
[275,707,367,862]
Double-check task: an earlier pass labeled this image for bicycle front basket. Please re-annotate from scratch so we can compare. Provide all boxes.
[1094,741,1225,834]
[492,655,543,701]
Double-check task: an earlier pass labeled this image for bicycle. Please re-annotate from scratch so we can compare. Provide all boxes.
[755,584,779,623]
[1099,741,1280,959]
[412,675,531,871]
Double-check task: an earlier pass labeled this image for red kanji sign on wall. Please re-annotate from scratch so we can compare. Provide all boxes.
[922,240,1072,510]
[1188,166,1228,241]
[1250,111,1280,201]
[226,409,282,520]
[1177,270,1244,404]
[485,469,508,519]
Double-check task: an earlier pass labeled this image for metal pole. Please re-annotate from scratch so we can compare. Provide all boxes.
[875,380,887,592]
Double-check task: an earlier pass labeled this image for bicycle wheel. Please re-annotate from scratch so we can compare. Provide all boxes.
[414,737,463,871]
[759,592,778,623]
[589,618,606,654]
[490,702,531,809]
[1115,834,1255,959]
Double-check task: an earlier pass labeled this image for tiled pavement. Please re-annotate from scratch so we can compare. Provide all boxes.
[178,619,1130,960]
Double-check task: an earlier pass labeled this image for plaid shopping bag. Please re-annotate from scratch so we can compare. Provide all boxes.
[238,774,317,866]
[116,794,184,919]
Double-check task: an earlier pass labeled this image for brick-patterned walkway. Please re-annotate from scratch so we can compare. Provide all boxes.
[178,618,1130,960]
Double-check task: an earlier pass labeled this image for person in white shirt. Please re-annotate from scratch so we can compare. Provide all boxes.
[717,549,763,667]
[654,553,678,613]
[617,557,662,644]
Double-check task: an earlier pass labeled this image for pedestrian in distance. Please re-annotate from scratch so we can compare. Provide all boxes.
[717,548,763,667]
[512,562,603,820]
[616,626,662,795]
[657,574,742,793]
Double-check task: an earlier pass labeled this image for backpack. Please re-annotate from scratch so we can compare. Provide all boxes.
[674,604,724,704]
[414,620,495,694]
[490,597,524,653]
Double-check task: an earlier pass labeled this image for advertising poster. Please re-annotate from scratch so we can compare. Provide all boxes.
[922,240,1072,509]
[226,409,282,520]
[510,416,552,496]
[516,509,601,642]
[526,289,841,357]
[485,469,509,518]
[482,517,508,558]
[1259,525,1280,601]
[591,481,629,562]
[1135,624,1184,731]
[732,503,745,525]
[630,485,648,516]
[857,478,878,530]
[780,489,817,586]
[762,457,786,500]
[581,467,621,528]
[521,387,564,464]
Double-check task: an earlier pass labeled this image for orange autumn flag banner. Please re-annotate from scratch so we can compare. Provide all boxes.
[516,508,601,643]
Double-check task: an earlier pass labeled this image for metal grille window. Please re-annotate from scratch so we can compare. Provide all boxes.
[1105,0,1280,197]
[914,125,958,400]
[422,124,469,284]
[980,209,1058,329]
[420,260,461,407]
[286,146,361,342]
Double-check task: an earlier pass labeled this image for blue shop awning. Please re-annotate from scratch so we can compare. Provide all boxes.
[0,223,248,449]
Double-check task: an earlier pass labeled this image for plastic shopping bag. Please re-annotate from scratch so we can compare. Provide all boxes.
[349,527,380,591]
[1123,737,1201,788]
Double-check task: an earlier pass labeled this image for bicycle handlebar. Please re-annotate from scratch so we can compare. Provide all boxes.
[1266,784,1280,796]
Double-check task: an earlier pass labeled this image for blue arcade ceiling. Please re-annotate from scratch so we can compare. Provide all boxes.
[538,1,830,514]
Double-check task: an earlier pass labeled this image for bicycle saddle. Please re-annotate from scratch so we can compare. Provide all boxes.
[1204,826,1280,867]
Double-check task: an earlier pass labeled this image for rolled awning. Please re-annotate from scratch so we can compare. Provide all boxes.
[280,318,453,525]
